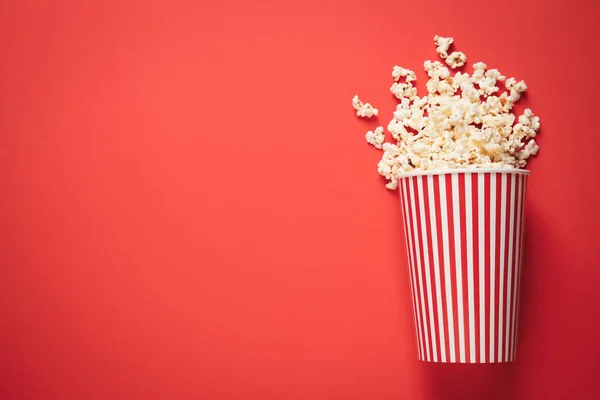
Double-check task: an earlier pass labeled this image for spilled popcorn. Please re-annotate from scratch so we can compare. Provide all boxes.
[352,95,379,118]
[366,126,385,149]
[445,51,467,69]
[352,35,540,190]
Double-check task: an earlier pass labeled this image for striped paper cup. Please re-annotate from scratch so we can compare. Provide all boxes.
[399,168,529,363]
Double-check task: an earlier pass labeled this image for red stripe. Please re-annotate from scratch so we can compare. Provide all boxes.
[493,174,502,362]
[445,174,460,362]
[507,175,519,359]
[422,175,441,362]
[433,175,450,362]
[412,176,434,361]
[502,174,513,361]
[513,175,528,360]
[484,173,492,363]
[400,179,420,359]
[510,174,521,359]
[471,173,481,363]
[505,175,513,360]
[411,177,434,361]
[510,174,524,359]
[458,173,471,361]
[404,177,426,360]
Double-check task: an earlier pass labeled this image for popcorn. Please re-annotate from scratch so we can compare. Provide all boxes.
[353,36,541,189]
[352,95,379,118]
[388,119,408,140]
[454,71,472,88]
[486,69,506,81]
[365,126,385,149]
[518,108,540,131]
[424,60,451,79]
[426,77,456,96]
[478,69,506,96]
[445,51,467,69]
[413,95,429,109]
[505,78,528,101]
[516,139,539,160]
[379,143,404,190]
[392,66,417,83]
[434,35,454,59]
[390,82,417,100]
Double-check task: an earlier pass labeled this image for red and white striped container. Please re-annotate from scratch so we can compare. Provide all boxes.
[399,169,528,363]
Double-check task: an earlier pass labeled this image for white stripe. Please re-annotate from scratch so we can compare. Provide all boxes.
[401,178,423,360]
[417,176,438,362]
[409,176,431,361]
[504,173,517,361]
[510,175,523,360]
[439,176,456,362]
[478,173,486,362]
[465,175,476,363]
[497,173,507,362]
[512,176,528,361]
[451,173,466,363]
[428,175,446,362]
[489,174,496,363]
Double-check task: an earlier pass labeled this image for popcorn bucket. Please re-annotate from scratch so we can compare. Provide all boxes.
[398,169,529,363]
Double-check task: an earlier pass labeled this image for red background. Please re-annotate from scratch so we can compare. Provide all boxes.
[1,0,599,399]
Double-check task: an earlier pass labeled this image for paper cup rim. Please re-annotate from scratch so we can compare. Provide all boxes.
[398,168,531,178]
